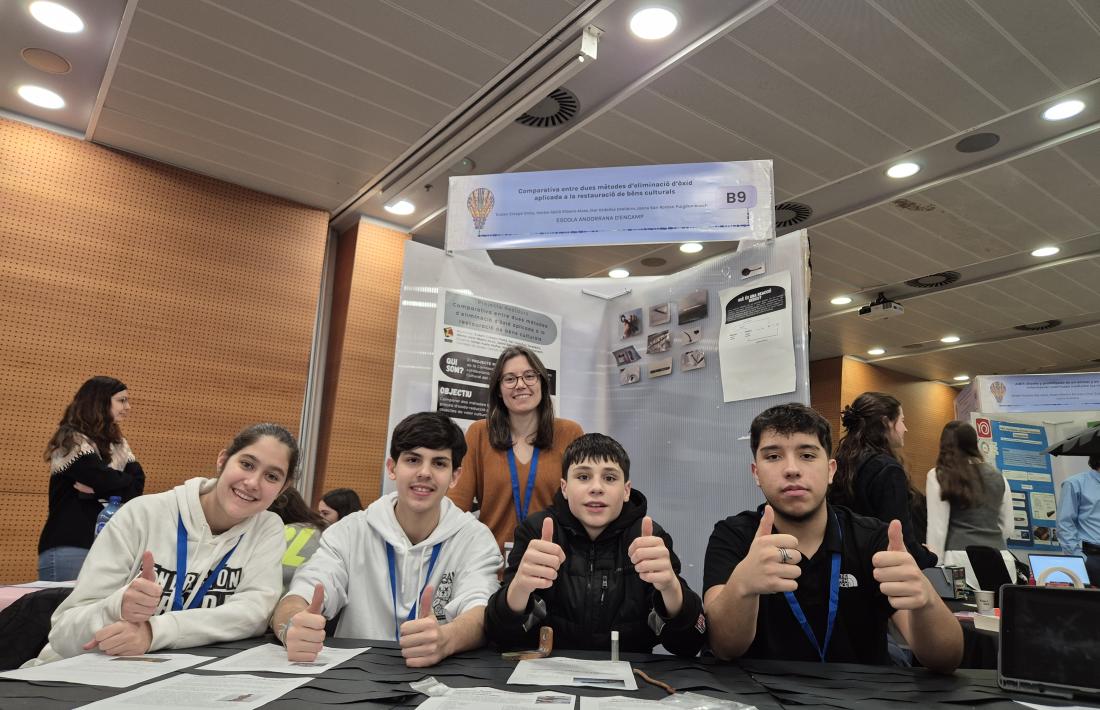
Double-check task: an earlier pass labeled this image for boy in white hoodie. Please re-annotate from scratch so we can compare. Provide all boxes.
[32,423,295,664]
[273,412,501,667]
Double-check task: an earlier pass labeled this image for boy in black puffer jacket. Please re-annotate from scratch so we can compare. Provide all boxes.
[485,433,705,656]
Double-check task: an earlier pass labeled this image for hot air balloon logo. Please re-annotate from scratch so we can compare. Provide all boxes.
[467,188,495,235]
[990,380,1007,403]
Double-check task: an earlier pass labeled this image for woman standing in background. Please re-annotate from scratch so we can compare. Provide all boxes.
[317,488,362,524]
[38,377,145,581]
[448,345,583,554]
[830,391,938,568]
[926,421,1013,565]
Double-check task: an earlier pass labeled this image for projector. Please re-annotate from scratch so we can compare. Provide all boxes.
[858,298,904,320]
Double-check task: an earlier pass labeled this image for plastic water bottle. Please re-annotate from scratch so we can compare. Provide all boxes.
[95,496,122,536]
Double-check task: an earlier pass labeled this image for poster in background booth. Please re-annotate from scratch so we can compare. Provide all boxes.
[445,161,774,251]
[431,290,562,426]
[718,271,796,403]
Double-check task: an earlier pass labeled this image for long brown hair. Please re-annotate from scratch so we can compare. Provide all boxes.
[269,487,327,529]
[486,346,556,450]
[935,420,985,508]
[45,376,127,461]
[832,391,902,499]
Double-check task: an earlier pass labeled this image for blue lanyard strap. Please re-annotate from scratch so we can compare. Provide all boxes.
[782,512,842,663]
[173,514,243,612]
[507,447,540,524]
[386,541,443,641]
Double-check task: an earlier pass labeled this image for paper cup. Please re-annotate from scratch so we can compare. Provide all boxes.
[975,590,995,614]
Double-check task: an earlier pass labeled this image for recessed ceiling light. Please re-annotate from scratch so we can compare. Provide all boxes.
[383,200,415,215]
[886,162,920,179]
[29,1,84,33]
[941,335,960,343]
[953,374,971,381]
[1031,246,1060,257]
[629,7,678,39]
[1042,100,1085,121]
[17,85,65,109]
[608,268,630,279]
[867,347,886,356]
[830,296,852,305]
[679,242,703,254]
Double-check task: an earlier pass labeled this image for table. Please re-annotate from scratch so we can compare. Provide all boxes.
[0,635,1092,709]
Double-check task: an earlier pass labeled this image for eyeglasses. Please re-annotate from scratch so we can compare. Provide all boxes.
[501,371,540,388]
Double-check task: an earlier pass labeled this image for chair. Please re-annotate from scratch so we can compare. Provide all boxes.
[966,546,1014,606]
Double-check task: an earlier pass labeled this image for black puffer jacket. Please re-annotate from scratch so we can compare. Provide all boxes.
[485,489,705,656]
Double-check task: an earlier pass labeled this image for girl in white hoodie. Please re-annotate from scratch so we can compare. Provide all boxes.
[33,423,297,664]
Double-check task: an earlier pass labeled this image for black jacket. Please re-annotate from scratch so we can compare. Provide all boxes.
[485,489,705,657]
[38,454,145,553]
[830,453,938,569]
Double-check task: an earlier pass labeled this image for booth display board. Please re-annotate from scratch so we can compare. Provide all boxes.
[957,373,1100,417]
[445,161,774,252]
[430,291,563,424]
[976,417,1057,550]
[384,232,810,590]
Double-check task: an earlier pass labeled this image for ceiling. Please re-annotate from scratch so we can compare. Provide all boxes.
[4,0,1100,385]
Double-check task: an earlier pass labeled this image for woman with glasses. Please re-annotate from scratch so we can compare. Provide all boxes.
[448,345,583,555]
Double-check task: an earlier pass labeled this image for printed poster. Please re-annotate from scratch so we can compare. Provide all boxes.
[431,291,562,425]
[718,271,796,402]
[977,418,1057,550]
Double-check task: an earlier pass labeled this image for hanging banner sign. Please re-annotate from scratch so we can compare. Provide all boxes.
[431,290,562,424]
[974,373,1100,413]
[977,418,1057,551]
[445,161,774,251]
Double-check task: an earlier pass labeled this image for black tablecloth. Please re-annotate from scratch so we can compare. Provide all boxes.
[0,635,1090,709]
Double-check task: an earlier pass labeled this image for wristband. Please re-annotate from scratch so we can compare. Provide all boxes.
[277,617,293,646]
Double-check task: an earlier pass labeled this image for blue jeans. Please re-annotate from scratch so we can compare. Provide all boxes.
[38,546,88,581]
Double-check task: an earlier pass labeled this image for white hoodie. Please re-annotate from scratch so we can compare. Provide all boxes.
[34,477,285,664]
[286,492,501,641]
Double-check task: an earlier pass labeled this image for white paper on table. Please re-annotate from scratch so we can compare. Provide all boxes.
[718,270,796,403]
[579,697,667,709]
[419,688,575,708]
[1016,702,1098,710]
[197,643,369,674]
[0,653,210,688]
[74,673,310,709]
[508,657,638,691]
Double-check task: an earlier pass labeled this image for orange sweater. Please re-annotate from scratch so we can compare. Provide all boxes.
[448,418,583,552]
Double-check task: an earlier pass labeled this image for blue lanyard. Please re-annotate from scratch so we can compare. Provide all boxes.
[782,513,842,663]
[386,541,443,641]
[173,514,243,612]
[507,446,540,523]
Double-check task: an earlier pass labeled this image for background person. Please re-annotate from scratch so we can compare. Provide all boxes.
[926,421,1014,585]
[317,488,362,524]
[1057,454,1100,585]
[829,392,937,568]
[269,487,328,593]
[32,423,296,663]
[38,376,145,581]
[448,345,583,553]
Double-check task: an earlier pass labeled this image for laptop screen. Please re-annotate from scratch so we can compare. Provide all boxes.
[1000,586,1100,694]
[1028,554,1091,586]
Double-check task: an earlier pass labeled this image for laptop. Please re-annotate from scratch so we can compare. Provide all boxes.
[1027,553,1091,587]
[999,585,1100,699]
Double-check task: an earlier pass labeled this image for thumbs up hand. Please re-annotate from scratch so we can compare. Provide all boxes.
[285,584,327,662]
[728,505,803,597]
[506,517,566,614]
[121,551,163,623]
[628,517,676,593]
[400,585,450,667]
[872,520,931,610]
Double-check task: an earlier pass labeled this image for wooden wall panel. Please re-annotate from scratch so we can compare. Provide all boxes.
[809,357,843,450]
[0,117,328,582]
[839,357,958,492]
[316,219,408,505]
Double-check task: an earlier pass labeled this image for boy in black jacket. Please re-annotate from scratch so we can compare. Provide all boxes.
[485,433,705,656]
